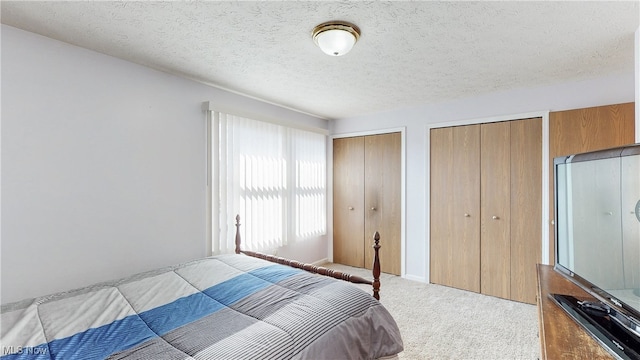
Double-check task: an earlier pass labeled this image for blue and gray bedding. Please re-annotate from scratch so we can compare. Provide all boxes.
[1,255,403,359]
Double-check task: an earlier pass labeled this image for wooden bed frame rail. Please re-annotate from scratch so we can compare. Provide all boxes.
[233,215,382,300]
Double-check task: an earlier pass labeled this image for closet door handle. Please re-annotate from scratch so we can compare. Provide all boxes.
[492,215,499,220]
[371,207,377,211]
[348,206,354,210]
[464,213,470,217]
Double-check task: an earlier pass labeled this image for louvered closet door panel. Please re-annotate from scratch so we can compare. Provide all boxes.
[364,132,401,275]
[430,125,481,292]
[480,121,511,300]
[510,118,542,304]
[333,137,365,268]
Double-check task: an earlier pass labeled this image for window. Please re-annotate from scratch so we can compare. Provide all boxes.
[209,111,326,254]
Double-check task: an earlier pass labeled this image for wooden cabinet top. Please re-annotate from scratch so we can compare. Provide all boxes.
[536,264,614,360]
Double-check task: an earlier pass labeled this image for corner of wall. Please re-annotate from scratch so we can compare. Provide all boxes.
[635,27,639,142]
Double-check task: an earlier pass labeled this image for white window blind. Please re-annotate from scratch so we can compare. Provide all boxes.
[211,111,326,254]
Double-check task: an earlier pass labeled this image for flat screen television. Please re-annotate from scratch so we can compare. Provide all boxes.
[553,143,640,360]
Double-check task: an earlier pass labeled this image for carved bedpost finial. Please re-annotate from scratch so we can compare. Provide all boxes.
[234,215,241,254]
[372,231,381,300]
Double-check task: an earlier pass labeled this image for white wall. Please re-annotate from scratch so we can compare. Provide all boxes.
[1,25,328,304]
[331,72,636,282]
[636,26,640,142]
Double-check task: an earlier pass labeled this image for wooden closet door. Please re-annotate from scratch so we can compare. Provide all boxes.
[480,121,511,299]
[549,103,635,263]
[364,132,401,275]
[430,125,481,292]
[510,118,542,304]
[333,137,365,268]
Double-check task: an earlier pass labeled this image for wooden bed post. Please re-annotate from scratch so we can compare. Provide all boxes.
[234,215,241,254]
[372,231,381,300]
[233,215,383,300]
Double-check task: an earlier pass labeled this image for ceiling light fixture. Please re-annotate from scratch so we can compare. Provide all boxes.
[312,21,360,57]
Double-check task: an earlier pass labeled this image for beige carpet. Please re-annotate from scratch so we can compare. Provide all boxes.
[323,263,540,360]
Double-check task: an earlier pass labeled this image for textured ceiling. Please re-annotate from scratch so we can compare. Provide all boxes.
[1,1,639,120]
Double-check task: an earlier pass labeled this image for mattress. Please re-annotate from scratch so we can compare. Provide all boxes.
[1,254,403,359]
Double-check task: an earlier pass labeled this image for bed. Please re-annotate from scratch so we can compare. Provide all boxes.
[1,217,403,359]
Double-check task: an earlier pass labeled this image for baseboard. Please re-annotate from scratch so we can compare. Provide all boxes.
[312,258,329,266]
[403,274,426,283]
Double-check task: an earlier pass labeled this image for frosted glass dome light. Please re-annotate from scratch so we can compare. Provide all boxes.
[312,22,360,57]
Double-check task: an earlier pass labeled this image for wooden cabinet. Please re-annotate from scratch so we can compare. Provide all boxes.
[333,132,401,275]
[430,118,541,304]
[537,264,614,359]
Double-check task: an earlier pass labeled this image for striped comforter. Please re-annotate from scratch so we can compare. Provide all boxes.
[1,255,403,359]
